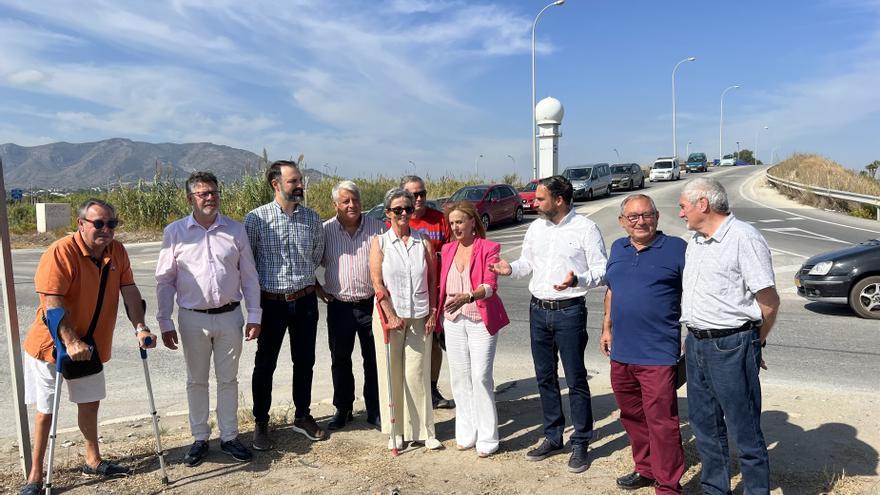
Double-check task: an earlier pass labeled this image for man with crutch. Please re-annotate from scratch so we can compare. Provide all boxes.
[20,199,155,495]
[156,171,262,466]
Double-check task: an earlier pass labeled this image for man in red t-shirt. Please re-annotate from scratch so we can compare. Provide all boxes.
[400,175,454,409]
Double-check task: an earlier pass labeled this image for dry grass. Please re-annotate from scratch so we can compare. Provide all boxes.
[768,153,880,218]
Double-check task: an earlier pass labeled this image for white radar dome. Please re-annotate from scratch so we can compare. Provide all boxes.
[535,97,564,123]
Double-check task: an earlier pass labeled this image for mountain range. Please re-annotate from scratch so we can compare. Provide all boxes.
[0,138,322,189]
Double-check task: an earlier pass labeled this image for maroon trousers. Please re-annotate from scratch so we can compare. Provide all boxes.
[611,360,685,495]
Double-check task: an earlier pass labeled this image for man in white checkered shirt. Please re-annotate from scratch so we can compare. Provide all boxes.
[245,160,325,450]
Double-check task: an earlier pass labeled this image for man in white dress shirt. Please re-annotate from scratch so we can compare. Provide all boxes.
[490,175,607,474]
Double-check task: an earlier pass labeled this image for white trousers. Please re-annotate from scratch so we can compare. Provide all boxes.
[178,307,245,442]
[373,314,434,442]
[443,315,499,453]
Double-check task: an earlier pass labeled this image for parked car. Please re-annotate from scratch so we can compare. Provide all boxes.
[719,154,747,166]
[519,179,539,213]
[442,184,523,230]
[686,152,708,173]
[649,157,681,182]
[365,199,441,222]
[794,238,880,319]
[610,163,645,191]
[561,163,612,201]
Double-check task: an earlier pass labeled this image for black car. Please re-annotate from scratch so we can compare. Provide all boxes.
[794,239,880,319]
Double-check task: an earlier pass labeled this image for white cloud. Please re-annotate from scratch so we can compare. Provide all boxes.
[7,69,47,85]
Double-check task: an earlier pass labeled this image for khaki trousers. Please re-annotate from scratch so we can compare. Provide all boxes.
[372,313,434,441]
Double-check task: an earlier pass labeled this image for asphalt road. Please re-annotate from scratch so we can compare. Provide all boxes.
[1,165,878,437]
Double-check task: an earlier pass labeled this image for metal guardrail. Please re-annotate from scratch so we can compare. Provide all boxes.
[765,172,880,221]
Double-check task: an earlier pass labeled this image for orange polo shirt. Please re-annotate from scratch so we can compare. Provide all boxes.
[23,232,135,364]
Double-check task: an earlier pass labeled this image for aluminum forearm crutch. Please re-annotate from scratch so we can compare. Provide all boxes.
[43,307,66,495]
[375,293,398,457]
[128,299,168,484]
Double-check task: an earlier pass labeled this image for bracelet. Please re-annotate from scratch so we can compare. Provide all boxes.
[468,292,475,304]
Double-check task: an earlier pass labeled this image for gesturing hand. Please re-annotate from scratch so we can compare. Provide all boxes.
[553,271,577,291]
[488,259,512,276]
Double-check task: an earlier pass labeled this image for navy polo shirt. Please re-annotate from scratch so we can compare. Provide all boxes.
[606,232,686,366]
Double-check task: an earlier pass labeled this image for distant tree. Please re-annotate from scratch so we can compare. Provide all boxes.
[866,160,879,179]
[737,149,761,165]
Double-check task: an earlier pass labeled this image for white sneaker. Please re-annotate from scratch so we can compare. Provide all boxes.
[388,435,404,450]
[424,437,442,450]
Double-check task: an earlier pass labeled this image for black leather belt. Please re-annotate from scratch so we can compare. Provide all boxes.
[687,321,757,339]
[187,301,240,314]
[530,296,585,311]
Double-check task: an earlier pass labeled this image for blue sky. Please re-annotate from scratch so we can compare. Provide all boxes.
[2,0,879,179]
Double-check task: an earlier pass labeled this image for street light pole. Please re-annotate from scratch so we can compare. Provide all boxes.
[719,84,741,163]
[613,148,620,161]
[686,141,691,159]
[532,0,565,180]
[755,126,768,165]
[736,141,740,161]
[474,154,484,176]
[672,56,696,160]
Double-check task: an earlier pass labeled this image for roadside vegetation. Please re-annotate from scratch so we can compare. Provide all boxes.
[5,168,520,241]
[767,153,880,219]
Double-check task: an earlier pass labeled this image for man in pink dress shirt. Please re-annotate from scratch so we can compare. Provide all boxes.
[155,171,262,467]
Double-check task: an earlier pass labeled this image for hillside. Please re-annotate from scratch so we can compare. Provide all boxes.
[0,138,321,189]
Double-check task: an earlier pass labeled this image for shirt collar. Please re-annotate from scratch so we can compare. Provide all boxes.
[545,208,577,228]
[334,215,364,235]
[272,200,300,215]
[186,213,225,231]
[73,231,112,264]
[622,231,667,250]
[698,213,735,243]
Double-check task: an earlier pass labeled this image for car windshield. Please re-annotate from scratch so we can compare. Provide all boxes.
[688,154,705,161]
[521,182,537,192]
[611,166,630,174]
[567,168,592,180]
[654,162,672,169]
[450,187,487,201]
[723,154,735,159]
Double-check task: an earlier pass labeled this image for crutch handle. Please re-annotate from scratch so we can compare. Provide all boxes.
[140,336,152,359]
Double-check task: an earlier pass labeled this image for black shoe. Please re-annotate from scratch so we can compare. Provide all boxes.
[19,482,41,495]
[525,439,563,462]
[366,413,381,428]
[183,440,209,467]
[292,415,326,441]
[568,444,590,473]
[432,386,454,409]
[328,409,353,431]
[220,438,253,462]
[252,421,274,451]
[616,472,656,490]
[81,460,131,478]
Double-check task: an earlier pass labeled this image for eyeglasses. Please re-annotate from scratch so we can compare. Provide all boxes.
[82,218,119,230]
[412,190,427,199]
[388,206,415,215]
[622,212,657,223]
[190,190,221,199]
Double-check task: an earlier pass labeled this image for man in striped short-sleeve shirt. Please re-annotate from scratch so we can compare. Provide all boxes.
[318,180,386,430]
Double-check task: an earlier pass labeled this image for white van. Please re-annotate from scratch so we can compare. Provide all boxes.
[649,157,681,182]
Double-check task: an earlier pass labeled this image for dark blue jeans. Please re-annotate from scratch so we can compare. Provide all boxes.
[686,328,769,495]
[529,301,593,447]
[327,299,379,418]
[252,293,319,422]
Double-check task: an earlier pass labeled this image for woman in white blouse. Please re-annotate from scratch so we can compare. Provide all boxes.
[369,188,440,450]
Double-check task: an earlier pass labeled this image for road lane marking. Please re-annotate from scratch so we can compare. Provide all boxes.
[762,227,850,245]
[738,170,880,235]
[758,219,784,223]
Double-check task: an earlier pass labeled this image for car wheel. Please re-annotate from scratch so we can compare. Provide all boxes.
[514,207,523,223]
[849,276,880,319]
[639,178,645,189]
[481,213,490,231]
[586,189,593,201]
[605,186,611,197]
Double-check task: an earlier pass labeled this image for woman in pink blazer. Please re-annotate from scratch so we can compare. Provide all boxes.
[438,201,510,457]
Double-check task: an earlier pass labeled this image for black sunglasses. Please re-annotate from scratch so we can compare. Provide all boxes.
[388,206,415,215]
[83,218,119,230]
[412,190,427,199]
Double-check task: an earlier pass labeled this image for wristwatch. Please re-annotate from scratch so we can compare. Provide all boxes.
[468,293,475,304]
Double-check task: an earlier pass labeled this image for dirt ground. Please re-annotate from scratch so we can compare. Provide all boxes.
[1,371,877,495]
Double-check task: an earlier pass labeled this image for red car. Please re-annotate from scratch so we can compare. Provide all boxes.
[443,184,523,230]
[518,179,539,213]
